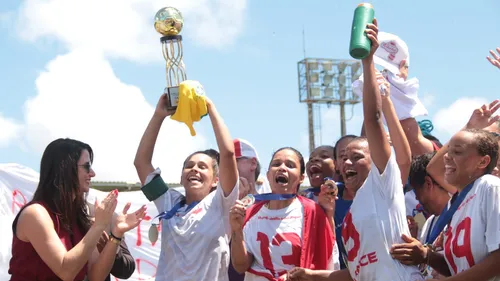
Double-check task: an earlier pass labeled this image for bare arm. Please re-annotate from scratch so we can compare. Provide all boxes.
[134,114,166,185]
[109,239,135,279]
[134,94,175,185]
[362,19,392,174]
[207,100,238,196]
[381,83,412,184]
[427,250,451,277]
[400,118,435,156]
[426,141,457,194]
[87,241,120,281]
[231,230,254,273]
[17,204,106,281]
[427,99,500,194]
[446,249,500,281]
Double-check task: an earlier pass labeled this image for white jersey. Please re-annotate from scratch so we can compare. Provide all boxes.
[243,199,338,281]
[342,154,423,281]
[443,174,500,280]
[419,215,438,244]
[146,168,239,281]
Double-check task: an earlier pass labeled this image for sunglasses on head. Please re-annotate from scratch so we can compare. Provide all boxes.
[79,163,92,173]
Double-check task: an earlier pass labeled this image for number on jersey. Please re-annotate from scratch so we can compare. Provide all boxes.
[444,217,475,274]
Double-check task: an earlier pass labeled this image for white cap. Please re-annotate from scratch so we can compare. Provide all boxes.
[374,32,410,75]
[233,138,259,160]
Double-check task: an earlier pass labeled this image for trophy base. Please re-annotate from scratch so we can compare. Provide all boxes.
[164,86,179,110]
[160,35,182,43]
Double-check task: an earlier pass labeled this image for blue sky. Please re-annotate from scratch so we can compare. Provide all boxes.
[0,0,499,182]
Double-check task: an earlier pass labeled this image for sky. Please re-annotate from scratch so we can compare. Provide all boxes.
[0,0,499,183]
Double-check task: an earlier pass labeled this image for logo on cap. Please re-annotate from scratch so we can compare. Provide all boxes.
[381,41,399,61]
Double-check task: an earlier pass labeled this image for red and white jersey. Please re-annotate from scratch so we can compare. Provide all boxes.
[443,174,500,280]
[342,154,423,281]
[243,199,338,281]
[244,199,303,281]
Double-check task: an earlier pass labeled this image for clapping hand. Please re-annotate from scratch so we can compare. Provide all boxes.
[112,202,147,237]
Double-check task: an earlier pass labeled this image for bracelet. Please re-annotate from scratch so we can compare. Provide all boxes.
[110,232,122,241]
[109,236,121,245]
[423,244,434,265]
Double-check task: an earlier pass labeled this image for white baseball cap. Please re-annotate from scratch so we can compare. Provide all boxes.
[233,138,259,160]
[374,32,410,75]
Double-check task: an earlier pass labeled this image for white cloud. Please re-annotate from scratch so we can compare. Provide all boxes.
[0,115,22,148]
[21,49,207,182]
[15,0,247,62]
[5,0,247,182]
[420,92,436,109]
[432,97,488,138]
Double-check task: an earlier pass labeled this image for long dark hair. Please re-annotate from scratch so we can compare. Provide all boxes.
[31,138,93,233]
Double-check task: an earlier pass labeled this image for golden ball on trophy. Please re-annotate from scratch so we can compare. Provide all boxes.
[154,7,184,36]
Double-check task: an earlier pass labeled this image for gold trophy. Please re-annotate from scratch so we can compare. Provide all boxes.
[154,7,186,110]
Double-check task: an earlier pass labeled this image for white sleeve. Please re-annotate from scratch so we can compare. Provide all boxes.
[217,179,239,214]
[405,191,418,217]
[370,153,403,199]
[419,215,435,244]
[481,176,500,253]
[328,242,341,271]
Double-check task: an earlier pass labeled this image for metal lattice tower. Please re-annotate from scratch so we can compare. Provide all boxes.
[297,58,362,154]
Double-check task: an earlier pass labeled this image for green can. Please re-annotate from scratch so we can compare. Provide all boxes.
[349,3,375,59]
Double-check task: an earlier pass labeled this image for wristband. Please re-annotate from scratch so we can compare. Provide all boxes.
[110,231,122,241]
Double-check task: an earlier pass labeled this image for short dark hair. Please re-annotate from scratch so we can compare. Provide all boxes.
[463,128,499,174]
[409,152,437,189]
[424,134,443,149]
[334,135,358,159]
[184,149,220,176]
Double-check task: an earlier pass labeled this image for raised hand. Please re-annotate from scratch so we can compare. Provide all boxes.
[375,71,391,97]
[93,190,119,229]
[229,200,246,232]
[364,18,379,60]
[112,202,147,237]
[317,181,338,215]
[486,47,500,69]
[466,100,500,130]
[154,93,176,118]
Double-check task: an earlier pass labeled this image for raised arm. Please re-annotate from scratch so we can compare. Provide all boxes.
[400,118,435,156]
[380,76,412,184]
[134,94,175,185]
[88,201,146,281]
[362,19,392,173]
[16,193,117,281]
[206,99,238,196]
[427,100,500,193]
[229,201,254,273]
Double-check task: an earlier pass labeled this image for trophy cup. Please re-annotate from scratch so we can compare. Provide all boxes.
[154,7,186,110]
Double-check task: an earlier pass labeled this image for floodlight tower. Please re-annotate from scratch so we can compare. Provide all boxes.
[297,58,362,154]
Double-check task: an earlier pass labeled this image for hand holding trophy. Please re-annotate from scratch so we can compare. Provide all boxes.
[154,7,186,110]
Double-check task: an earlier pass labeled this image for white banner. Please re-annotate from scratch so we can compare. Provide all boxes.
[0,163,165,281]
